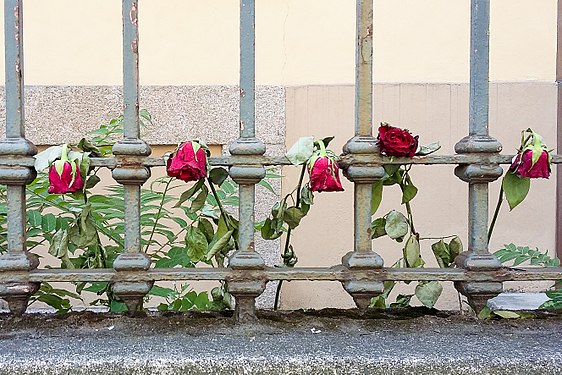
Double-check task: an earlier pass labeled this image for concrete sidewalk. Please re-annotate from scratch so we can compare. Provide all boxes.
[0,309,561,375]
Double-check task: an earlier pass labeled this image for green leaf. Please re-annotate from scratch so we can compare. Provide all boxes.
[185,226,209,263]
[431,240,449,268]
[261,218,283,240]
[85,175,101,189]
[148,285,176,299]
[319,136,335,148]
[502,171,530,210]
[206,230,234,261]
[371,218,387,239]
[493,310,521,319]
[41,213,57,233]
[283,207,306,230]
[385,210,409,240]
[77,138,103,157]
[416,142,441,156]
[258,179,277,195]
[174,179,205,208]
[193,292,210,310]
[190,185,209,213]
[389,294,413,308]
[300,185,314,206]
[448,236,463,262]
[415,281,443,308]
[198,218,215,243]
[403,235,421,268]
[286,136,314,165]
[34,145,63,172]
[370,295,387,309]
[478,306,492,320]
[371,180,383,214]
[209,167,229,186]
[401,182,418,204]
[27,211,42,227]
[49,229,69,258]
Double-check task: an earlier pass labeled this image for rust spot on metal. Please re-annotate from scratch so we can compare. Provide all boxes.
[240,88,246,98]
[130,2,138,26]
[131,39,138,54]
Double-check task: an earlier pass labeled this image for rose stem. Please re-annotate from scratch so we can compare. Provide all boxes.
[402,171,418,236]
[207,177,239,251]
[487,185,503,244]
[274,163,307,311]
[144,178,173,253]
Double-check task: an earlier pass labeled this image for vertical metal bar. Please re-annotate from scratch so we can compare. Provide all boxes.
[121,0,141,253]
[123,0,140,139]
[111,0,152,315]
[355,0,373,137]
[5,0,25,139]
[354,184,372,253]
[453,0,503,311]
[238,185,255,253]
[469,0,490,137]
[240,0,256,139]
[227,0,267,321]
[341,0,384,310]
[468,184,489,254]
[0,0,39,315]
[555,0,562,261]
[123,186,141,253]
[467,0,492,254]
[6,186,26,253]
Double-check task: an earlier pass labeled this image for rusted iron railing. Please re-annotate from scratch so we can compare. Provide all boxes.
[0,0,561,321]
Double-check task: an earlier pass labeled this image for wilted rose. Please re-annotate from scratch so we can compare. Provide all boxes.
[307,155,344,192]
[166,141,208,182]
[377,124,419,158]
[48,160,83,194]
[510,149,550,179]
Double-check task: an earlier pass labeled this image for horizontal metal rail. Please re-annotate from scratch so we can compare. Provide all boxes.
[0,267,560,283]
[2,153,562,169]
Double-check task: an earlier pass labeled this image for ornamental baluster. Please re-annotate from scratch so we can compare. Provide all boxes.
[0,0,40,315]
[227,0,267,322]
[453,0,503,311]
[110,0,153,315]
[341,0,385,309]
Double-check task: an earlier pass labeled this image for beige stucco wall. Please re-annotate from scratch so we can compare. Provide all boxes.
[281,82,557,310]
[0,0,555,85]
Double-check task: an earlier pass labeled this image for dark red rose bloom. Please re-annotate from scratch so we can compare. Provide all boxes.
[510,149,550,179]
[48,160,83,194]
[307,156,344,192]
[166,141,207,182]
[377,124,419,158]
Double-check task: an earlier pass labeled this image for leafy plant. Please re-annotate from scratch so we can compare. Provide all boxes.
[494,243,561,310]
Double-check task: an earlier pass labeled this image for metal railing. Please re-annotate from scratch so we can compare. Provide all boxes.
[0,0,561,321]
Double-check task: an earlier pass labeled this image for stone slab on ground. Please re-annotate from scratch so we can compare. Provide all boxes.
[488,292,550,311]
[0,310,561,375]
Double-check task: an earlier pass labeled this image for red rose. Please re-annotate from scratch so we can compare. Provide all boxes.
[377,124,419,158]
[308,156,344,192]
[166,141,208,182]
[510,149,550,179]
[48,160,83,194]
